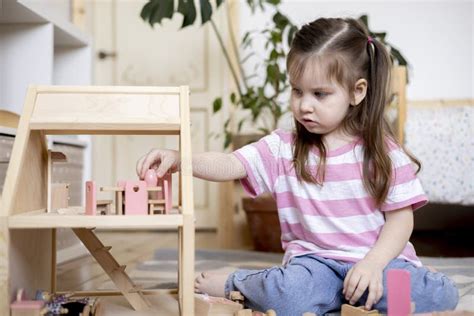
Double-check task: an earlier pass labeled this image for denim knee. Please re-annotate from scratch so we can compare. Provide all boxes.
[416,270,459,312]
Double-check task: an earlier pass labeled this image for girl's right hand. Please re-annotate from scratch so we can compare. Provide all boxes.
[136,149,180,180]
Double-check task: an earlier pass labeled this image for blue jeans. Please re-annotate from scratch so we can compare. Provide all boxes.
[224,255,459,316]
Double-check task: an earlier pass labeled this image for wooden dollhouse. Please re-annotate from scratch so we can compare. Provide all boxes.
[0,85,195,315]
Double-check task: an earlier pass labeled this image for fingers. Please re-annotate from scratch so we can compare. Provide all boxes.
[365,280,383,310]
[344,270,361,303]
[343,267,354,296]
[156,154,173,178]
[348,277,369,305]
[140,149,162,179]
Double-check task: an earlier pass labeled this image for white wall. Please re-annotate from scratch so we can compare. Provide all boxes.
[239,0,473,100]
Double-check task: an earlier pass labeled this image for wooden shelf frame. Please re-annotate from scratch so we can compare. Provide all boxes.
[0,85,195,315]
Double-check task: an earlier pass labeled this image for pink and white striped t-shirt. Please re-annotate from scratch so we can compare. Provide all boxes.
[233,129,428,267]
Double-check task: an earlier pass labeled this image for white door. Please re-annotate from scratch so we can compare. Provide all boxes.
[88,0,231,228]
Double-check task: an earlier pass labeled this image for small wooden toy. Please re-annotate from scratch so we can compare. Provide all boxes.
[50,183,70,211]
[96,199,113,215]
[230,291,245,305]
[46,150,67,213]
[341,304,380,316]
[387,269,411,316]
[195,294,243,316]
[85,181,97,215]
[235,309,252,316]
[10,289,44,316]
[124,181,148,215]
[96,171,173,216]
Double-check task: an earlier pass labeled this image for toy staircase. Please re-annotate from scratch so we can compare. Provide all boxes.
[72,228,151,311]
[0,85,195,315]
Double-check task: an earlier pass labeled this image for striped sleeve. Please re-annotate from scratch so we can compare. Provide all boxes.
[381,148,428,212]
[232,131,281,198]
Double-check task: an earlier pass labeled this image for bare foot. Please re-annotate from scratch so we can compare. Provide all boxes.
[194,271,230,297]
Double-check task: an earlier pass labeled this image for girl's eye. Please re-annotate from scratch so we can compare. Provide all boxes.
[292,88,302,96]
[314,92,328,98]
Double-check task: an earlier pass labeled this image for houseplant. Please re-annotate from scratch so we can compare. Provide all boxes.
[140,1,410,252]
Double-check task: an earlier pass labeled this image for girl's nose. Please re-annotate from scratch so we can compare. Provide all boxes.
[299,97,314,113]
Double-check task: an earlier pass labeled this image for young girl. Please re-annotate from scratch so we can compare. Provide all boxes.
[136,17,458,315]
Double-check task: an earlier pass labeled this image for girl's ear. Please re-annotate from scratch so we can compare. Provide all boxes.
[350,79,368,106]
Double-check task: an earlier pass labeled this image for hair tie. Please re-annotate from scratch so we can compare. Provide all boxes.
[367,36,374,44]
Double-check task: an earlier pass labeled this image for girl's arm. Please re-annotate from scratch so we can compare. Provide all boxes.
[136,149,247,182]
[343,207,414,309]
[363,207,414,266]
[192,152,247,181]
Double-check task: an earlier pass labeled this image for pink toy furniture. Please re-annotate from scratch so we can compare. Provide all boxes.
[10,300,44,316]
[144,170,172,214]
[124,181,148,215]
[10,289,44,316]
[144,169,158,187]
[387,269,411,316]
[85,181,97,215]
[162,173,172,214]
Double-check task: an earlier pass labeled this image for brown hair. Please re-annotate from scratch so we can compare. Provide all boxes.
[287,17,420,206]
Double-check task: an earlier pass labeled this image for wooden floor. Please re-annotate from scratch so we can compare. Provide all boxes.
[56,229,474,293]
[56,230,219,292]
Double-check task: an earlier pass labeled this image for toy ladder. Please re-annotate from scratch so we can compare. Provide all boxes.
[72,228,151,310]
[0,85,195,315]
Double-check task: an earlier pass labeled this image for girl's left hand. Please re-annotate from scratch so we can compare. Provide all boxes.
[343,259,385,310]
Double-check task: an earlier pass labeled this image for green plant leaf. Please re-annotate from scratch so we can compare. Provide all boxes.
[200,0,213,24]
[178,0,197,28]
[237,118,245,132]
[140,1,154,22]
[216,0,224,7]
[230,92,236,104]
[266,0,281,5]
[213,97,222,113]
[224,131,232,149]
[273,11,289,30]
[374,32,386,42]
[287,25,297,46]
[258,127,270,134]
[390,46,408,66]
[359,14,369,28]
[150,0,174,25]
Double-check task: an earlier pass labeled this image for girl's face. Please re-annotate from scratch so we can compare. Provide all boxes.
[290,61,352,140]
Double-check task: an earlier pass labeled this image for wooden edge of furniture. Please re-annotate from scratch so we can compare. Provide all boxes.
[0,85,195,315]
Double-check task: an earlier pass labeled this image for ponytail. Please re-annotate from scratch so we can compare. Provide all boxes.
[362,36,393,206]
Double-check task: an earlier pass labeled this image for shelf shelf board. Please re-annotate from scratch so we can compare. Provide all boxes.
[29,122,181,135]
[0,0,90,47]
[8,209,184,229]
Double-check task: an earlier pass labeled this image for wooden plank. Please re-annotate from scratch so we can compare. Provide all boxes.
[35,85,181,94]
[57,289,178,297]
[29,123,181,135]
[178,86,195,315]
[0,86,53,316]
[9,213,184,229]
[31,92,181,127]
[73,229,151,311]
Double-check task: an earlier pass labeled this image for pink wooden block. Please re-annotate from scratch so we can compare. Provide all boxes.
[163,173,172,214]
[124,181,148,215]
[85,181,96,215]
[156,177,165,200]
[11,300,43,310]
[387,269,411,316]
